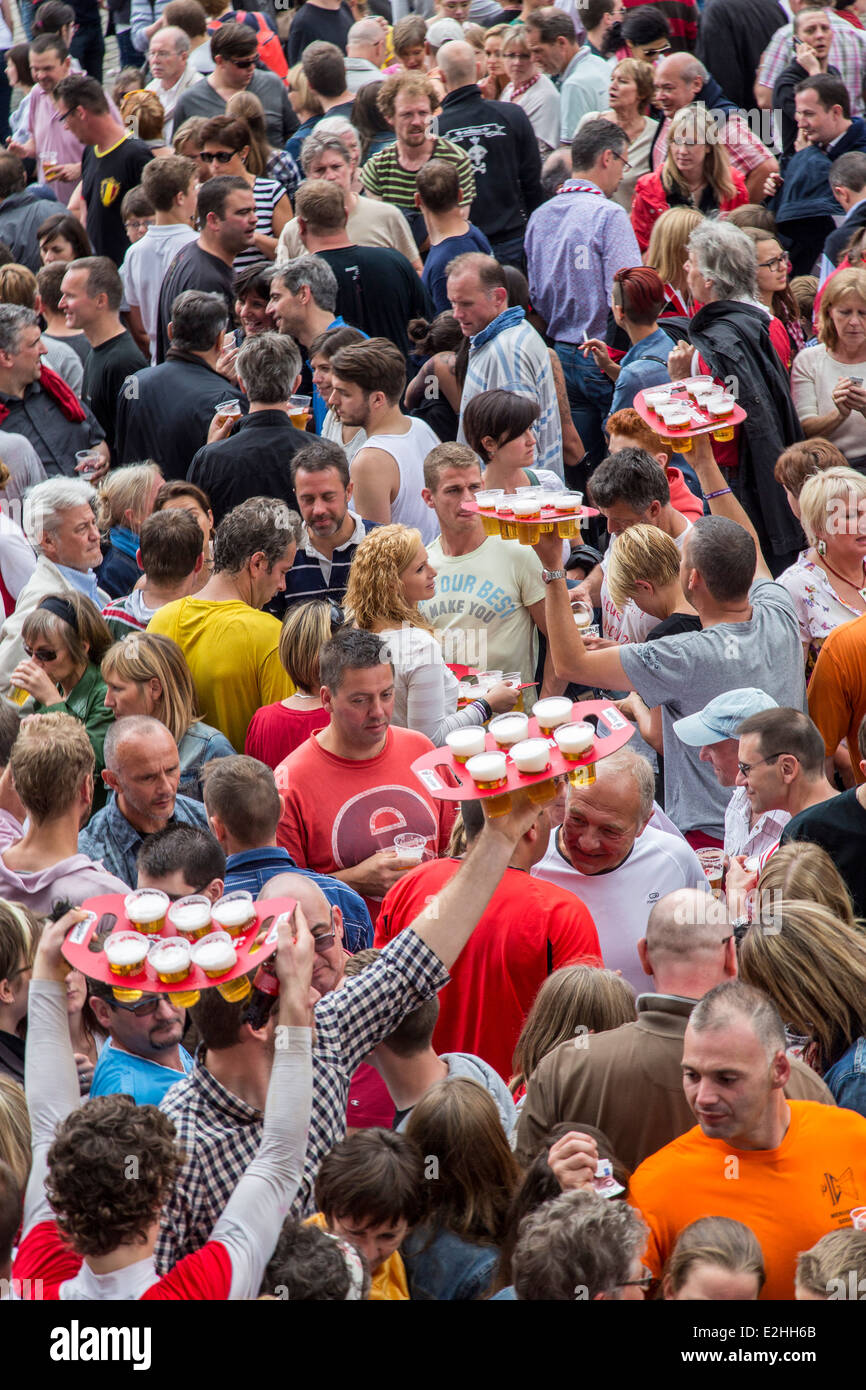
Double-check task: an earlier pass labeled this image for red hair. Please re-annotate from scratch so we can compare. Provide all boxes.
[613,266,665,325]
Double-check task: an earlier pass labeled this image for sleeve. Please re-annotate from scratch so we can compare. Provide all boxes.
[629,180,658,255]
[547,897,602,969]
[130,0,155,52]
[209,1027,313,1300]
[21,980,84,1240]
[276,786,310,866]
[618,634,692,710]
[316,928,450,1073]
[385,206,421,265]
[82,400,105,447]
[627,1186,664,1279]
[287,13,307,66]
[399,631,486,745]
[790,348,820,421]
[257,644,296,707]
[808,636,853,756]
[359,158,381,197]
[0,525,36,600]
[514,107,544,214]
[516,548,546,609]
[455,149,476,207]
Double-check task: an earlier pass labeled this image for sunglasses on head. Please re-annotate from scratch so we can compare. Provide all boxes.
[23,642,57,662]
[199,149,236,164]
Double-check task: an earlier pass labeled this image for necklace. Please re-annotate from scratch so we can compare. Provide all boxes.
[510,73,540,100]
[814,550,866,604]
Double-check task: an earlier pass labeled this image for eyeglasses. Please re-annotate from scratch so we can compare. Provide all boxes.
[757,254,791,273]
[108,994,170,1017]
[228,56,256,69]
[23,642,57,662]
[199,149,236,164]
[644,44,671,57]
[311,906,337,954]
[125,217,153,231]
[57,107,75,125]
[619,1270,655,1290]
[736,752,796,777]
[612,151,632,171]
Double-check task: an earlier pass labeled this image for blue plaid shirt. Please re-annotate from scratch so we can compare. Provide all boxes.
[223,847,373,952]
[78,792,210,888]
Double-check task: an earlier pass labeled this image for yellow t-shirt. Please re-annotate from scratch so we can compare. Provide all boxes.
[630,1101,866,1300]
[306,1213,410,1301]
[148,597,293,753]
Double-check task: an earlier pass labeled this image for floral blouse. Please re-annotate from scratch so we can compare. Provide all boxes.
[776,552,865,677]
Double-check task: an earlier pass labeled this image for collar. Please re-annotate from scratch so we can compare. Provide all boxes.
[558,176,605,197]
[64,1255,158,1301]
[225,846,298,870]
[636,992,695,1020]
[470,305,525,351]
[190,1044,265,1123]
[95,132,130,158]
[233,409,293,430]
[302,510,366,557]
[442,84,480,105]
[109,525,139,559]
[55,561,101,604]
[103,792,149,852]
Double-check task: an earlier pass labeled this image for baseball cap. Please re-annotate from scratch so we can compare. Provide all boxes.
[672,689,779,746]
[426,17,465,47]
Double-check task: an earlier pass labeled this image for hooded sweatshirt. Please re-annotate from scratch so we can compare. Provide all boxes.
[0,851,129,914]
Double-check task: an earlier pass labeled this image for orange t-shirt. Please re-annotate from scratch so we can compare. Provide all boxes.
[808,613,866,784]
[629,1101,866,1300]
[306,1213,409,1301]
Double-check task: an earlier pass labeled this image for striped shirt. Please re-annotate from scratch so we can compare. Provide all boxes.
[282,512,377,609]
[360,138,476,218]
[757,15,865,115]
[457,306,564,479]
[233,176,286,274]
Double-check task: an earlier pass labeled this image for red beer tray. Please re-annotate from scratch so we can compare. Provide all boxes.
[633,381,747,440]
[463,498,599,526]
[61,894,297,995]
[411,699,635,802]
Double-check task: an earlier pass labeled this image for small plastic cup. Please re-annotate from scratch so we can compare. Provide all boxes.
[851,1206,866,1231]
[288,393,312,430]
[495,498,520,541]
[191,929,238,978]
[105,931,149,977]
[215,398,242,427]
[75,449,102,477]
[696,848,725,899]
[148,937,192,984]
[446,728,486,762]
[511,496,541,544]
[532,696,574,735]
[124,889,169,935]
[475,489,504,536]
[489,712,529,749]
[554,722,595,761]
[572,601,594,633]
[168,895,213,941]
[552,492,583,539]
[510,737,550,774]
[466,751,508,789]
[393,832,427,866]
[211,890,256,938]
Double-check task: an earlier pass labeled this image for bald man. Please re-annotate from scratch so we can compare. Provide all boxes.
[532,748,709,993]
[435,39,544,264]
[345,17,387,92]
[516,887,834,1173]
[78,715,209,886]
[202,753,372,952]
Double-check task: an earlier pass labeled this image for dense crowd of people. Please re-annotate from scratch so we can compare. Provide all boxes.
[0,0,866,1311]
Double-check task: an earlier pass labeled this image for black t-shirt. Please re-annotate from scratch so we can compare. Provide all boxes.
[316,245,432,358]
[287,1,353,64]
[156,242,235,363]
[81,135,154,264]
[647,612,702,641]
[81,329,148,457]
[781,788,866,917]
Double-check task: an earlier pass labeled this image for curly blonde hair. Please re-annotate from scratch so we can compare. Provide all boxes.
[343,523,435,634]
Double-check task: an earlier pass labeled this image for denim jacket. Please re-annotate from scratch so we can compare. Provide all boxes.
[402,1226,499,1302]
[824,1037,866,1118]
[177,721,235,801]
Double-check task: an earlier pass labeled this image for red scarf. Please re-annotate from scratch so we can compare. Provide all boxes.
[509,73,540,101]
[0,364,87,428]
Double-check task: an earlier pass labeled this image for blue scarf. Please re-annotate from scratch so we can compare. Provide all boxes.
[470,306,526,353]
[109,526,140,559]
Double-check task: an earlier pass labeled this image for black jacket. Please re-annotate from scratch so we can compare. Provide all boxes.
[824,199,866,269]
[115,354,244,481]
[434,85,544,245]
[773,60,842,161]
[688,300,805,564]
[697,0,787,111]
[188,410,305,525]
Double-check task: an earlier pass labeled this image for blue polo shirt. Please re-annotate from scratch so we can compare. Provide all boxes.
[90,1039,194,1106]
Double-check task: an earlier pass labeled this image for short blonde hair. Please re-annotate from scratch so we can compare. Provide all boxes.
[96,461,163,533]
[344,523,435,634]
[666,1217,765,1297]
[278,600,335,692]
[0,263,37,307]
[817,265,866,351]
[9,711,94,821]
[612,57,655,113]
[797,462,866,546]
[606,522,681,610]
[646,205,703,287]
[756,841,858,928]
[797,1230,866,1298]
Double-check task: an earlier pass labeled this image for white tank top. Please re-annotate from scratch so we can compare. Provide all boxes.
[364,418,442,544]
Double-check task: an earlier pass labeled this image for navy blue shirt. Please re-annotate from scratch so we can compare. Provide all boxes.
[422,225,493,315]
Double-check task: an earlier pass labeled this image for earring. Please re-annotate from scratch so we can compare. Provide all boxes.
[817,539,827,556]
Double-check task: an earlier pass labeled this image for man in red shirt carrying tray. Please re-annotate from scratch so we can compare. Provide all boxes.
[275,628,456,919]
[376,797,601,1082]
[13,907,314,1301]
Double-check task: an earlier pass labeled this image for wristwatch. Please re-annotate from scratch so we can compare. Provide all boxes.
[541,568,567,584]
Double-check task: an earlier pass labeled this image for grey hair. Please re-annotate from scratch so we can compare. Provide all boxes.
[689,979,787,1060]
[300,130,353,175]
[213,496,303,575]
[314,115,361,159]
[160,25,191,53]
[687,220,758,301]
[23,477,97,548]
[273,255,338,314]
[104,713,176,770]
[513,1190,647,1301]
[0,304,38,356]
[665,52,707,84]
[571,117,628,173]
[580,746,655,821]
[236,330,302,404]
[167,289,228,353]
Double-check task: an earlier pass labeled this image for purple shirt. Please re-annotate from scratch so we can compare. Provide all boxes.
[525,177,642,342]
[27,85,123,206]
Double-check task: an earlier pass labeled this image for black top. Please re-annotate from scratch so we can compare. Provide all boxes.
[81,135,154,263]
[115,356,244,480]
[156,242,235,364]
[187,410,306,525]
[316,244,432,358]
[773,59,842,161]
[781,788,866,918]
[697,0,786,111]
[287,1,353,64]
[647,612,702,641]
[435,85,545,244]
[46,331,91,368]
[0,1029,25,1085]
[82,328,148,458]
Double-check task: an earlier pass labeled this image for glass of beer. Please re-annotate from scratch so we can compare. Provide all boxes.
[215,398,242,429]
[41,150,58,180]
[696,848,725,899]
[288,394,312,430]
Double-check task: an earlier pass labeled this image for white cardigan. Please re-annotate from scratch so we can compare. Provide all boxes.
[379,625,488,747]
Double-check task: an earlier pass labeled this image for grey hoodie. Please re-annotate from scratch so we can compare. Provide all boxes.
[0,852,129,915]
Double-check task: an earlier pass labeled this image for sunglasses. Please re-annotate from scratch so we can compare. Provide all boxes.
[228,56,256,69]
[199,149,236,164]
[23,642,57,662]
[311,906,337,954]
[109,994,172,1017]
